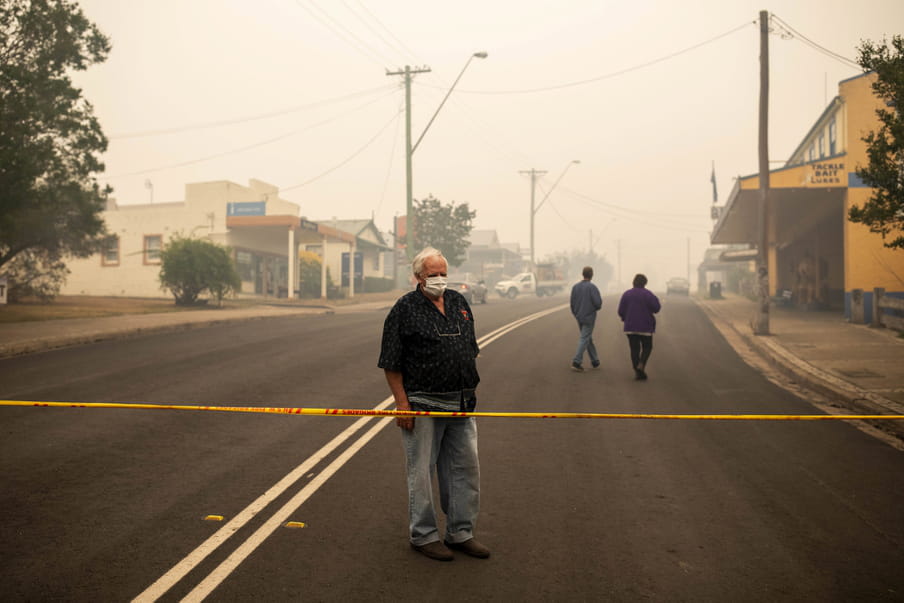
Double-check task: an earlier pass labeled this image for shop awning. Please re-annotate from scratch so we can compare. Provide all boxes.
[711,159,848,246]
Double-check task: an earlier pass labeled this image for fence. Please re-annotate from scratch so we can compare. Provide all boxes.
[869,287,904,333]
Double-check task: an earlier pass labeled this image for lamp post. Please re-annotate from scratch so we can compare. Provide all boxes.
[529,159,579,268]
[388,52,488,260]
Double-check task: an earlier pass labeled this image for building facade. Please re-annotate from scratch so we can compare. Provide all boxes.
[63,179,390,300]
[711,72,903,321]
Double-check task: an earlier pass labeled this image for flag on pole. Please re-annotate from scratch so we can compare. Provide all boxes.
[710,162,718,204]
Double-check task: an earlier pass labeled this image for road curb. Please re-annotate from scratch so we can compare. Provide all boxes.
[0,309,329,359]
[695,298,904,440]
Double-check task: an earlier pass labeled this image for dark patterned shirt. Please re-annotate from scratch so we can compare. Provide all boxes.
[378,288,480,410]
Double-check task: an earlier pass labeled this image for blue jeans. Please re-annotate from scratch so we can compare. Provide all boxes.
[402,416,480,546]
[573,321,599,366]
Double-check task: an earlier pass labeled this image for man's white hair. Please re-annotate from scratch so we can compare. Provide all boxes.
[412,247,446,277]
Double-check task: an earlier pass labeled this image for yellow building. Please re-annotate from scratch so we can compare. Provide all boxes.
[712,72,904,322]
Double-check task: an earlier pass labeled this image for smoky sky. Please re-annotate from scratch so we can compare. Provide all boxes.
[72,0,903,288]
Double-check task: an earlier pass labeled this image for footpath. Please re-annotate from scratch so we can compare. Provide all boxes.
[1,292,903,433]
[0,296,397,359]
[695,293,904,423]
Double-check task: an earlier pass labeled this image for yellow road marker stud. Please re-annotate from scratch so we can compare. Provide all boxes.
[204,515,224,522]
[285,521,306,529]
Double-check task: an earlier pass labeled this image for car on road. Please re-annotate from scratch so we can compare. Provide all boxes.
[666,277,690,295]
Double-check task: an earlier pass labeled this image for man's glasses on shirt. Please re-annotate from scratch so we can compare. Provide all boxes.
[434,324,461,337]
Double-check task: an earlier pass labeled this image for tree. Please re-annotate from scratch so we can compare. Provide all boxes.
[412,194,476,268]
[0,0,112,297]
[848,35,904,249]
[159,237,241,306]
[554,249,614,285]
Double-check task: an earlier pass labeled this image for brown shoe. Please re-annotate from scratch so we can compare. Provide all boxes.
[411,541,453,561]
[444,538,490,559]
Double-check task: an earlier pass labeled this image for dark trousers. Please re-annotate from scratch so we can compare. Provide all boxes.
[627,334,653,370]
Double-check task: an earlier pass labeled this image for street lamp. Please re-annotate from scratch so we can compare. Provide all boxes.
[530,159,579,268]
[412,52,488,154]
[389,52,488,260]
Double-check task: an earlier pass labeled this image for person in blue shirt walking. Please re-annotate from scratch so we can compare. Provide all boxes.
[570,266,602,372]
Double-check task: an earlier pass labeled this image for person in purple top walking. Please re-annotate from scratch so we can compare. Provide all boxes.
[617,273,661,380]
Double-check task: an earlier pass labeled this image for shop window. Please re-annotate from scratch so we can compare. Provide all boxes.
[102,236,120,266]
[236,250,254,282]
[818,133,825,158]
[829,119,837,155]
[808,144,815,162]
[144,234,162,264]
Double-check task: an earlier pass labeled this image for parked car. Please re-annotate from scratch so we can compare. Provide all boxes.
[666,277,690,295]
[448,280,474,303]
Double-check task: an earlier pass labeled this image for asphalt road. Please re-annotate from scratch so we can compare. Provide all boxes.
[1,293,902,601]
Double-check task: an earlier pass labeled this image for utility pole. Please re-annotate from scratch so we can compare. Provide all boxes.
[386,65,431,261]
[753,9,771,335]
[519,168,546,269]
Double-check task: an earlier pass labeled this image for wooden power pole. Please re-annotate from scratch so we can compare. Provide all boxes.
[753,9,771,335]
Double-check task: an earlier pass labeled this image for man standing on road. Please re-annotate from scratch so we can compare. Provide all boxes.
[570,266,602,372]
[378,247,489,562]
[617,273,661,380]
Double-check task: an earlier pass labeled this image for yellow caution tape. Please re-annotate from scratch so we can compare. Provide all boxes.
[1,400,903,421]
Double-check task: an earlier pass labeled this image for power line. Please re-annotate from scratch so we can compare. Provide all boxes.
[770,14,860,69]
[295,0,395,67]
[108,85,396,140]
[352,0,421,64]
[279,107,403,192]
[373,98,404,219]
[552,185,712,234]
[417,21,756,96]
[341,0,415,66]
[101,88,397,179]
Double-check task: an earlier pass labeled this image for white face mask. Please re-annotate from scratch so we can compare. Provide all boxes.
[422,275,448,297]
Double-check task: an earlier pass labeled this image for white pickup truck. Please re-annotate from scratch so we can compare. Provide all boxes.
[494,265,568,298]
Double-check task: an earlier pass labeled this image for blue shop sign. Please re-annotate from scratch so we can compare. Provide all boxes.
[227,201,266,216]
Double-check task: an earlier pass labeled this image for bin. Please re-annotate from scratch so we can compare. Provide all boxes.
[709,281,722,299]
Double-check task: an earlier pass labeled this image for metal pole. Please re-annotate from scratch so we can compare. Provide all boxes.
[754,10,771,335]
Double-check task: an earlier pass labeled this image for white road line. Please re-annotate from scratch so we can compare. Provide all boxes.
[133,303,567,602]
[131,407,393,603]
[184,417,393,601]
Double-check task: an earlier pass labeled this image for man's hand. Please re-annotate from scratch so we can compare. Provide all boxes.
[396,408,415,431]
[384,370,414,430]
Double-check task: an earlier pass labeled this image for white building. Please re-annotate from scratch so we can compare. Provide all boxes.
[63,179,391,300]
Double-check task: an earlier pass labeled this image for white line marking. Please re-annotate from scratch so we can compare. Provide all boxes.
[183,418,393,601]
[132,406,392,603]
[134,303,567,602]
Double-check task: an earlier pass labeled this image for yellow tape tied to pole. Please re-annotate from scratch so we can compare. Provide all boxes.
[1,400,903,421]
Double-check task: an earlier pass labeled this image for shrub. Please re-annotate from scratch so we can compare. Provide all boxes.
[1,250,69,303]
[159,237,240,306]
